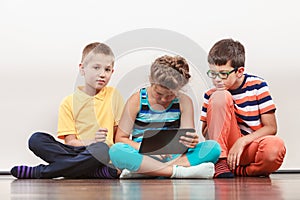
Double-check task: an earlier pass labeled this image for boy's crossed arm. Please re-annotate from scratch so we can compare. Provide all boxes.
[64,128,108,147]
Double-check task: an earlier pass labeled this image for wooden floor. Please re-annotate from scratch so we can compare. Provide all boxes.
[1,173,299,199]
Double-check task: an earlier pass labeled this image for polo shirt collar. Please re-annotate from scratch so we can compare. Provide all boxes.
[76,86,106,101]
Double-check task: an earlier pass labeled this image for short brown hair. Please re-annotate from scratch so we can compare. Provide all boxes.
[208,39,245,69]
[81,42,115,64]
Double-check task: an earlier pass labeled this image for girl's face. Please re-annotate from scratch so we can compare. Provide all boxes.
[150,84,178,107]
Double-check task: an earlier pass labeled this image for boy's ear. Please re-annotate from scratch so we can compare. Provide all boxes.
[79,63,85,75]
[237,67,244,77]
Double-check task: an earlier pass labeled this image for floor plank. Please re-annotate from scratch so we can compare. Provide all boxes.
[1,174,299,199]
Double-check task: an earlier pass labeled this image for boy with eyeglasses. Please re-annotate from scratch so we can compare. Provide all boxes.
[200,39,286,178]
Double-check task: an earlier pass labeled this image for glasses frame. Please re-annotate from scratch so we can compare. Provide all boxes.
[206,68,237,80]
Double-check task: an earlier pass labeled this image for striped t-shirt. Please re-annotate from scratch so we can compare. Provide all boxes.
[200,74,276,135]
[132,88,181,142]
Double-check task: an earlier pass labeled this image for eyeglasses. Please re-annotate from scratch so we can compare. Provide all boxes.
[206,69,236,80]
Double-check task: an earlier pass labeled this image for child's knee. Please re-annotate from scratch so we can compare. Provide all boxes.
[109,143,143,171]
[198,140,221,163]
[262,136,286,163]
[187,140,221,166]
[87,142,110,164]
[209,90,233,108]
[28,132,49,151]
[205,140,221,161]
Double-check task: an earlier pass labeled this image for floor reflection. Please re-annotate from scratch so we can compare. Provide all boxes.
[9,175,287,200]
[214,177,283,200]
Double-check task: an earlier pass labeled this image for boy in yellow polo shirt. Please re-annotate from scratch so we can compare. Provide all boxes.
[10,42,124,179]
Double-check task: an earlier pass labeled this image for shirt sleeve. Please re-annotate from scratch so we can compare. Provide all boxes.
[200,90,211,122]
[57,95,77,140]
[257,81,276,114]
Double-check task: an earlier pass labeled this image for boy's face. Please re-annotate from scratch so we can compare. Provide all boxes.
[80,53,114,95]
[208,61,244,90]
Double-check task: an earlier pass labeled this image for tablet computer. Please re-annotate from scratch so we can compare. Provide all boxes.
[138,128,195,155]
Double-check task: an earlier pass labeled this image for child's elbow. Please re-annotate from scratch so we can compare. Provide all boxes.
[270,126,277,135]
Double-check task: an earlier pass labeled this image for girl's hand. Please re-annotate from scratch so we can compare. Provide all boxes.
[95,128,108,143]
[179,131,199,148]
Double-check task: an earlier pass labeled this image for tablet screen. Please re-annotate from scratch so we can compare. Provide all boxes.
[138,128,195,155]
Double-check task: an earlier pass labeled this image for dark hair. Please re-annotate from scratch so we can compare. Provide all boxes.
[208,39,245,69]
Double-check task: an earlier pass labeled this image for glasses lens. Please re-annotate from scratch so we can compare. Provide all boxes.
[207,70,216,78]
[219,72,228,79]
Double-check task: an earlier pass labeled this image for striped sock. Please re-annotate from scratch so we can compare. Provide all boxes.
[234,165,271,177]
[214,159,234,178]
[234,165,248,176]
[10,166,37,179]
[91,165,119,179]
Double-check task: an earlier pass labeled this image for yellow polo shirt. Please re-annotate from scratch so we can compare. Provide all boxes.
[57,86,124,146]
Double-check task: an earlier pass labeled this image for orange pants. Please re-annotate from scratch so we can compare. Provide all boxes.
[206,90,286,176]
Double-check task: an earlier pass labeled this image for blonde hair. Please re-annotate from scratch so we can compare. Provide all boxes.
[81,42,115,65]
[150,55,191,90]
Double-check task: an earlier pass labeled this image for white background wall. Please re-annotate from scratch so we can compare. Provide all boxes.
[0,0,299,171]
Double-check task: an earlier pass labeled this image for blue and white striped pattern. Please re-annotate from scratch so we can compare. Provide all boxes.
[132,88,181,142]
